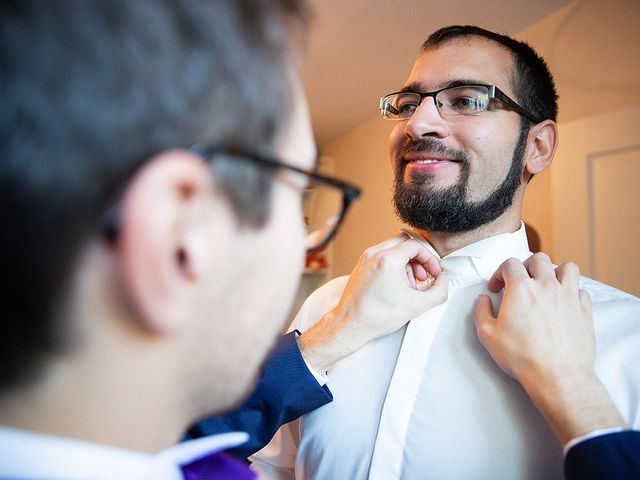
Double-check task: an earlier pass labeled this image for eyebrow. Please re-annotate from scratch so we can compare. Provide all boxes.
[399,78,490,93]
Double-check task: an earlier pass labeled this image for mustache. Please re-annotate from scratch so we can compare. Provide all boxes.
[399,138,468,163]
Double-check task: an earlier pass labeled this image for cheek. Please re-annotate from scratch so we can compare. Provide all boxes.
[388,124,407,171]
[459,117,515,162]
[465,125,521,191]
[268,186,306,269]
[388,123,406,155]
[259,198,305,330]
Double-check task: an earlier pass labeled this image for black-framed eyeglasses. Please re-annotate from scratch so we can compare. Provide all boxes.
[379,84,540,123]
[194,145,360,254]
[104,144,361,254]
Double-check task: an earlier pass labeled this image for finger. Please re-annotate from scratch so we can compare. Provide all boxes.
[386,239,442,277]
[523,252,555,281]
[415,270,448,301]
[556,262,581,294]
[487,257,529,292]
[579,289,593,317]
[405,262,417,289]
[362,233,410,259]
[411,260,428,282]
[472,294,496,343]
[414,266,445,292]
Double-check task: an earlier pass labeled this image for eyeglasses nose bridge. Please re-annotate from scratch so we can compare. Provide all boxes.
[402,91,450,140]
[410,92,443,122]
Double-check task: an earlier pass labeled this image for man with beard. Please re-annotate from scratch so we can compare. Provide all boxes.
[251,25,640,479]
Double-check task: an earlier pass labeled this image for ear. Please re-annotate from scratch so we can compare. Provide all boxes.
[524,120,558,177]
[116,150,234,335]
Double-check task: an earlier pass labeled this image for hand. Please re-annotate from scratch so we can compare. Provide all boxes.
[473,253,626,444]
[473,253,594,386]
[299,235,448,373]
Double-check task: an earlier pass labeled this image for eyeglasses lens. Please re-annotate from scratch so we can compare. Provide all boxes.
[303,181,343,252]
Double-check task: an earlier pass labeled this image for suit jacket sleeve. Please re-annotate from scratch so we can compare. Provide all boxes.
[564,430,640,480]
[186,331,333,458]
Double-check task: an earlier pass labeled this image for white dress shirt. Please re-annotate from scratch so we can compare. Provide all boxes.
[0,425,248,480]
[252,224,640,480]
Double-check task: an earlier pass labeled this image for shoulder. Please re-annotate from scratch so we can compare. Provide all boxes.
[579,275,639,307]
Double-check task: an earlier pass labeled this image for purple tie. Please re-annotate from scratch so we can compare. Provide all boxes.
[181,451,257,480]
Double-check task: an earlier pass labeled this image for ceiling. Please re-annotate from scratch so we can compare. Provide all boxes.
[303,0,640,147]
[301,0,572,145]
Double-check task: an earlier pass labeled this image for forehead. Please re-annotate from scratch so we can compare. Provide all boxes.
[406,37,516,95]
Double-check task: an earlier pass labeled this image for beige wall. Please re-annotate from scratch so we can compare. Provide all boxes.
[551,105,640,294]
[323,117,401,276]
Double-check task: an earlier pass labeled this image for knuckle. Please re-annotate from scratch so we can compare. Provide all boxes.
[579,288,592,302]
[476,322,493,344]
[563,262,580,275]
[504,257,521,267]
[533,252,551,263]
[376,249,397,268]
[361,246,377,262]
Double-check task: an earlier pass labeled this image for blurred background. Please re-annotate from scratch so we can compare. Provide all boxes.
[298,0,640,300]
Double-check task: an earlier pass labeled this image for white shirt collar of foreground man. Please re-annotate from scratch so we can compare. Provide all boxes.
[252,223,640,480]
[0,425,247,480]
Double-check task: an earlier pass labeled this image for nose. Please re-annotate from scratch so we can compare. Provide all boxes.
[403,96,449,141]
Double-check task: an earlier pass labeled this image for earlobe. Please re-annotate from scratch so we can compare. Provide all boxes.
[524,120,558,176]
[114,149,220,335]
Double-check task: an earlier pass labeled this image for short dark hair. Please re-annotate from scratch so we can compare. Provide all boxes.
[422,25,558,124]
[0,0,308,388]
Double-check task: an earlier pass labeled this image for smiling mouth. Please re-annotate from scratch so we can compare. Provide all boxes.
[403,150,460,163]
[403,156,460,165]
[411,159,448,164]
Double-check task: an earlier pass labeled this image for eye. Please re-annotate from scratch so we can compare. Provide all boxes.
[441,86,490,113]
[450,95,483,111]
[381,93,422,119]
[395,98,419,114]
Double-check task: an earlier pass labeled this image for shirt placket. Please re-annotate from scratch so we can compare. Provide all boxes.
[366,258,476,479]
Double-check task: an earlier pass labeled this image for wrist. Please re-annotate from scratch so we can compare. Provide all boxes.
[523,370,626,445]
[298,309,349,374]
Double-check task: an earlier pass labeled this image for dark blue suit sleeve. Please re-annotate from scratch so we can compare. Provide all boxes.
[564,430,640,480]
[186,331,333,458]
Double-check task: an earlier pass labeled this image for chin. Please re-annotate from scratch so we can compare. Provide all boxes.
[221,334,277,410]
[197,367,259,420]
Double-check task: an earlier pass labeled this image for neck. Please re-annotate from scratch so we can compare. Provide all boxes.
[0,341,188,453]
[0,242,200,453]
[416,212,522,258]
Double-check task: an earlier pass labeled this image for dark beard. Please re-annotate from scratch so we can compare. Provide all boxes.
[393,125,528,233]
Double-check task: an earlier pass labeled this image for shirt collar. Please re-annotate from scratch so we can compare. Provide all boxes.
[405,222,532,288]
[0,425,248,480]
